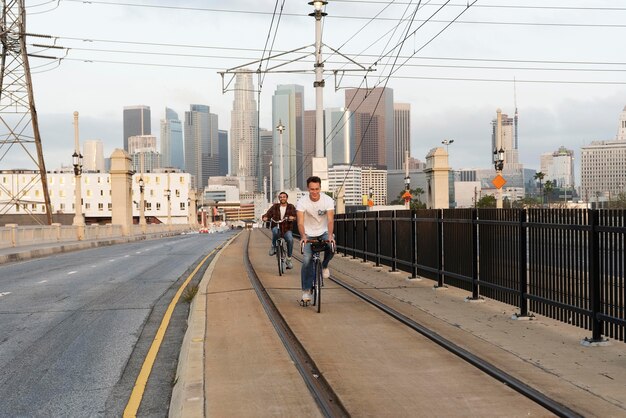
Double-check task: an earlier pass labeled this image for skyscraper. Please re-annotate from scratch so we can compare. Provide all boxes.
[617,105,626,141]
[82,139,104,172]
[160,108,184,170]
[123,105,151,152]
[344,87,394,169]
[540,146,575,188]
[272,84,304,191]
[184,104,219,190]
[230,70,258,182]
[393,103,411,169]
[218,129,229,176]
[325,108,355,167]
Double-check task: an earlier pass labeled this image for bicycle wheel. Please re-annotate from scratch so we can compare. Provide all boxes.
[315,260,322,313]
[276,242,284,276]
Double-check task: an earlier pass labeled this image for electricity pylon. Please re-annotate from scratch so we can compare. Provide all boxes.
[0,0,52,224]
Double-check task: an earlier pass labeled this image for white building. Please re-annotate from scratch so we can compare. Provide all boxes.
[0,170,191,224]
[618,105,626,141]
[128,135,157,154]
[361,167,388,206]
[581,139,626,201]
[540,146,575,188]
[329,165,362,206]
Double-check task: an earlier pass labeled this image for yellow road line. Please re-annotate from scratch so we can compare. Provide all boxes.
[123,246,220,418]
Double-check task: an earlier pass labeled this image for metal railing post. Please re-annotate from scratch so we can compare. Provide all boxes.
[436,209,445,288]
[410,210,417,279]
[587,209,604,342]
[518,209,529,317]
[375,211,381,267]
[390,211,398,272]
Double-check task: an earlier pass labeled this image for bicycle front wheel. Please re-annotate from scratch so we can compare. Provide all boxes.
[276,243,284,276]
[314,260,322,313]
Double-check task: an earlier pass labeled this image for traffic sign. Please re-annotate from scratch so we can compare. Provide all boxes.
[492,174,507,189]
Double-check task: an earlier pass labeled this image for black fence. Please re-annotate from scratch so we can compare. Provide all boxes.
[335,209,626,343]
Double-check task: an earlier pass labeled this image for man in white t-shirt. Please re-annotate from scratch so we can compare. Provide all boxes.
[296,176,335,303]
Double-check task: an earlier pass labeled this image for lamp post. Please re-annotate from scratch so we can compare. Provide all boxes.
[276,121,285,193]
[368,186,374,210]
[165,188,171,231]
[139,177,146,232]
[269,160,273,203]
[72,111,85,239]
[493,147,505,209]
[442,139,454,155]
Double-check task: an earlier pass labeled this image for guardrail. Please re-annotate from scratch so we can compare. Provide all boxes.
[0,223,195,249]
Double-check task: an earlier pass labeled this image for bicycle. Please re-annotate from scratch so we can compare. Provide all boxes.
[300,238,335,313]
[270,218,290,276]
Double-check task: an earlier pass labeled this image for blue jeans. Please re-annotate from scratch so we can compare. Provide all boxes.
[300,232,334,291]
[272,227,293,257]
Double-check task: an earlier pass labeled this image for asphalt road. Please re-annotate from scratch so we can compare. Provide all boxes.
[0,231,236,417]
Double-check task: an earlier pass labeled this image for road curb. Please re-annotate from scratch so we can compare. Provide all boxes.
[169,233,239,418]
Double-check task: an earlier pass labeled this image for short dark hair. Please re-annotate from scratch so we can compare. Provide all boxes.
[306,176,321,186]
[278,191,288,198]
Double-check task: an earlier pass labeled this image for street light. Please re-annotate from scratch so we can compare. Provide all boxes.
[139,176,146,231]
[276,121,285,192]
[493,147,505,208]
[442,139,454,154]
[165,188,171,230]
[309,0,328,190]
[72,111,85,237]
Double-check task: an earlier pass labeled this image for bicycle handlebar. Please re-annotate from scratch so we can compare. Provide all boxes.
[300,238,336,254]
[268,217,294,224]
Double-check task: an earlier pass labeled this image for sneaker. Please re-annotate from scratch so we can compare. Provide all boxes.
[322,268,330,279]
[268,247,276,256]
[286,258,293,269]
[302,291,311,302]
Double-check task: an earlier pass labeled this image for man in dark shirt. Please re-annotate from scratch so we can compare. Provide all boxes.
[262,191,297,269]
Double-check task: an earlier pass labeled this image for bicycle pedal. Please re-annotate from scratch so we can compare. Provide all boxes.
[299,300,310,307]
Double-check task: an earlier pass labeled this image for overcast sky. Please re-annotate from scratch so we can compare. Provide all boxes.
[9,0,626,179]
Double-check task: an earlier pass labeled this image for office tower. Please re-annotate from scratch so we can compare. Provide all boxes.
[303,110,316,185]
[82,139,104,172]
[230,70,258,182]
[491,108,525,189]
[259,129,273,194]
[272,84,304,191]
[618,105,626,141]
[344,87,394,169]
[581,139,626,200]
[160,108,184,170]
[540,146,575,188]
[394,103,411,169]
[128,135,157,154]
[184,104,219,190]
[131,148,161,173]
[218,129,229,176]
[123,105,151,152]
[325,107,355,166]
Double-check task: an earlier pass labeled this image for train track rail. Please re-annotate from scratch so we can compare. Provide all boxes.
[250,229,582,418]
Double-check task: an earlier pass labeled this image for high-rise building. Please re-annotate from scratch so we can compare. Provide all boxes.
[128,135,157,154]
[230,70,258,184]
[82,139,104,172]
[325,108,355,167]
[160,108,184,170]
[184,104,219,190]
[259,129,273,197]
[218,129,229,176]
[132,148,161,173]
[361,166,388,205]
[581,139,626,201]
[123,105,151,152]
[540,146,575,188]
[491,108,525,190]
[344,87,394,169]
[272,84,304,191]
[393,103,411,170]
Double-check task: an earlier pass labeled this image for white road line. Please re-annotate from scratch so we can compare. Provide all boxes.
[135,251,141,254]
[68,271,77,275]
[109,259,116,262]
[0,292,11,297]
[37,280,48,284]
[124,255,130,258]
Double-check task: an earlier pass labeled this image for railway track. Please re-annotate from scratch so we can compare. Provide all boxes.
[246,229,582,417]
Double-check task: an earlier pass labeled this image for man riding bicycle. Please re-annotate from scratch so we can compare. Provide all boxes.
[296,176,335,303]
[262,191,297,269]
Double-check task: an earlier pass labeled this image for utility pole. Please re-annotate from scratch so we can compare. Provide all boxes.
[0,0,52,223]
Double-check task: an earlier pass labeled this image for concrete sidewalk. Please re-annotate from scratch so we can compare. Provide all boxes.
[173,229,626,417]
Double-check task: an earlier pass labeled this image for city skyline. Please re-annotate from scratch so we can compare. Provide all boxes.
[10,1,626,179]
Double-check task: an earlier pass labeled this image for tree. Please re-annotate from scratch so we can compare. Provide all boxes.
[534,172,545,205]
[544,180,554,207]
[476,195,496,208]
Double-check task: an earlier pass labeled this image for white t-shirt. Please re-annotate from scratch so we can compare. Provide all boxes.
[296,193,335,237]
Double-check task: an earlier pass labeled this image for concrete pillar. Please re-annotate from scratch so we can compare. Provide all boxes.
[424,147,451,209]
[6,224,18,247]
[52,222,62,241]
[188,189,197,226]
[110,149,133,236]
